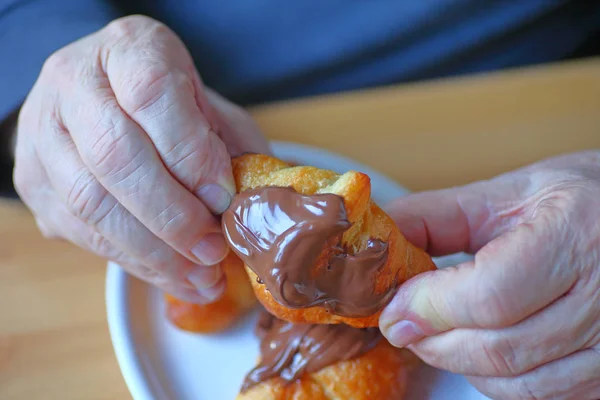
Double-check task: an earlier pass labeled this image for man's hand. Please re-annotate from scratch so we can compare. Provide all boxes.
[380,151,600,400]
[14,15,269,303]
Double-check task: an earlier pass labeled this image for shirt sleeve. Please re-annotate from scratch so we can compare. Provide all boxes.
[0,0,121,121]
[0,0,121,197]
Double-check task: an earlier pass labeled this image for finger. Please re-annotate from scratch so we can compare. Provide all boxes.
[42,196,221,303]
[468,347,600,400]
[33,110,224,301]
[39,177,225,304]
[380,215,579,346]
[204,87,272,156]
[13,148,148,275]
[53,43,228,267]
[103,17,235,213]
[408,284,600,377]
[384,175,527,256]
[48,198,224,304]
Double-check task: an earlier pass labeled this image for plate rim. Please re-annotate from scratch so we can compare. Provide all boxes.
[106,140,414,400]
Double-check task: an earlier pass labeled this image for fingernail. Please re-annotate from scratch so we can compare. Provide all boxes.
[384,320,425,348]
[187,264,222,290]
[191,233,229,265]
[197,277,227,302]
[198,184,232,214]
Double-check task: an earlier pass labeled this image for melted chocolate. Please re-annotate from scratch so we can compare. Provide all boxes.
[221,186,393,317]
[241,311,381,391]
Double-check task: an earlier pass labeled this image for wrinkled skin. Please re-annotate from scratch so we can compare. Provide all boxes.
[381,151,600,400]
[14,15,270,303]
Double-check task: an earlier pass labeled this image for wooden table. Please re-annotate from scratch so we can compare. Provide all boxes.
[1,57,599,400]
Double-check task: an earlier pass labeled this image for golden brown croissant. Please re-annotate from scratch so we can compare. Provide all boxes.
[236,312,418,400]
[222,154,436,328]
[164,252,256,333]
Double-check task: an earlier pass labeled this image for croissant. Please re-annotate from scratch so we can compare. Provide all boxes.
[164,252,256,333]
[222,154,436,328]
[236,312,418,400]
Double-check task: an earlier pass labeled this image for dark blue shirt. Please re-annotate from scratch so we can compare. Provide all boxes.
[1,0,600,119]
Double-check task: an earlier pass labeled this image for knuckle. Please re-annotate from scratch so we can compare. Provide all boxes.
[139,266,168,285]
[142,246,193,281]
[513,378,546,400]
[41,48,77,82]
[86,104,136,179]
[120,65,171,113]
[42,49,70,73]
[98,242,171,284]
[480,332,521,376]
[105,15,162,41]
[533,181,592,221]
[47,108,69,139]
[120,67,192,116]
[119,261,165,285]
[136,254,189,289]
[151,203,192,242]
[187,134,229,194]
[163,132,213,181]
[87,231,111,255]
[144,271,165,286]
[65,170,114,226]
[88,132,150,196]
[143,19,173,40]
[88,124,122,174]
[85,231,123,260]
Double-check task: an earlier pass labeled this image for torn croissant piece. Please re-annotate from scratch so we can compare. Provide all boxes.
[236,311,419,400]
[164,252,257,333]
[222,154,436,328]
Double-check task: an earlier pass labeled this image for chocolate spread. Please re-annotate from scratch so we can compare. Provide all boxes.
[241,311,381,391]
[221,186,393,318]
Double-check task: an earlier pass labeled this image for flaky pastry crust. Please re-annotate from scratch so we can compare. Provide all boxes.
[231,154,436,328]
[236,340,418,400]
[164,252,257,333]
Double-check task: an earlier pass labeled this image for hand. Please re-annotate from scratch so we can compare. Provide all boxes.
[14,15,270,304]
[380,151,600,400]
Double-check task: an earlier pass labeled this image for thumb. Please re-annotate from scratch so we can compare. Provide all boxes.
[384,176,525,257]
[379,173,571,348]
[380,220,571,348]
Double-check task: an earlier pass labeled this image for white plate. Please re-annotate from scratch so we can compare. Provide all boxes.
[106,141,488,400]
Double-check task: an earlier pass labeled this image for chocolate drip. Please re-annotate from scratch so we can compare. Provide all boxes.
[241,312,381,392]
[222,186,393,317]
